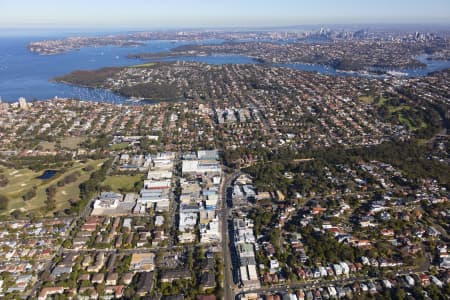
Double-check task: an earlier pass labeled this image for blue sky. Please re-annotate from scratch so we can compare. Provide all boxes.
[1,0,449,28]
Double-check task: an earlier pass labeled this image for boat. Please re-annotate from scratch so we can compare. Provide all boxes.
[126,97,144,103]
[386,70,409,77]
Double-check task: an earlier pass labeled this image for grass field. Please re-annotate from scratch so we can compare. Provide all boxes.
[375,97,389,107]
[102,175,143,193]
[358,95,392,106]
[38,137,87,151]
[388,105,411,113]
[39,141,56,151]
[131,62,156,68]
[60,137,87,149]
[358,95,375,104]
[0,159,105,217]
[111,142,130,151]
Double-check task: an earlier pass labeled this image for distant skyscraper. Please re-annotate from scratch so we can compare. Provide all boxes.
[18,97,29,110]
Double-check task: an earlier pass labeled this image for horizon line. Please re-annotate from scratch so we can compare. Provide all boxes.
[1,23,450,37]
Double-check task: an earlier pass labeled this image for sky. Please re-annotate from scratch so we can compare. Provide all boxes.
[0,0,449,29]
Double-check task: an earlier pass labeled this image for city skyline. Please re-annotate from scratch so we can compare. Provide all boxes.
[1,0,450,29]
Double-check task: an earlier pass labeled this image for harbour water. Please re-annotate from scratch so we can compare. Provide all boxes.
[1,34,449,104]
[0,35,226,103]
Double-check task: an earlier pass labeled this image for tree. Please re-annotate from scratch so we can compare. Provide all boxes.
[0,174,8,187]
[62,240,72,248]
[426,284,445,300]
[0,194,9,211]
[22,188,37,201]
[45,184,57,211]
[411,286,425,300]
[393,287,406,300]
[11,209,22,219]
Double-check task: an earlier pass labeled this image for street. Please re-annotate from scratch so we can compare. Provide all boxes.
[220,170,242,300]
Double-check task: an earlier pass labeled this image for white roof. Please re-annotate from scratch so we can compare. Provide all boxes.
[147,170,173,180]
[144,180,171,189]
[182,160,199,173]
[179,212,198,227]
[247,265,258,280]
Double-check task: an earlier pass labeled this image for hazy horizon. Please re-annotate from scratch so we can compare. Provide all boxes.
[1,23,450,38]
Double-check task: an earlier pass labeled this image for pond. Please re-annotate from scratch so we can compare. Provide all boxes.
[38,170,58,180]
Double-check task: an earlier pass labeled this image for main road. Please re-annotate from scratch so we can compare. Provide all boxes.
[220,170,241,300]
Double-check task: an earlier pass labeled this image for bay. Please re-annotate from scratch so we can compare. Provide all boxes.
[1,34,449,104]
[0,36,226,103]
